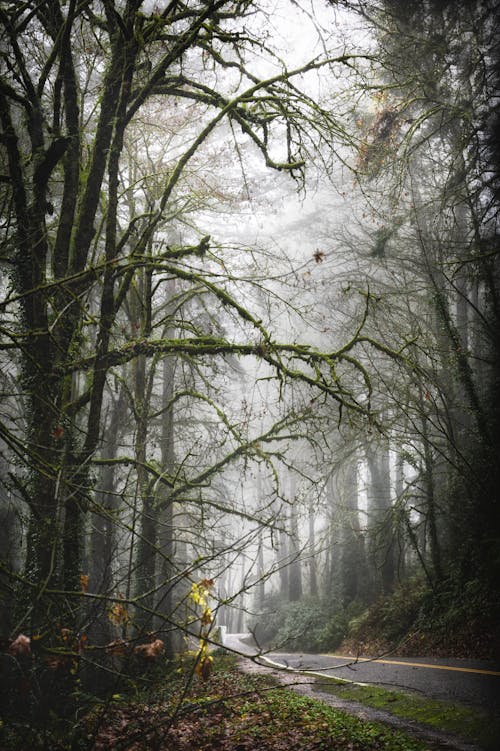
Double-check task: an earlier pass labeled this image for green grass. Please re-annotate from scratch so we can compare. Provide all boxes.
[233,688,428,751]
[314,675,500,750]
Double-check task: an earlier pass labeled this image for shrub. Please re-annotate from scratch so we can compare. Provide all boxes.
[249,594,347,653]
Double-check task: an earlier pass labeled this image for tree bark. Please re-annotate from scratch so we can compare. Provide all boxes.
[366,442,395,596]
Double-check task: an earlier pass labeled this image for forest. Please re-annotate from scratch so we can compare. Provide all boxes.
[1,0,499,748]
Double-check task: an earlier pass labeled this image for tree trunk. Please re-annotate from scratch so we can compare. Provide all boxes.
[288,475,302,602]
[156,352,176,658]
[340,458,368,604]
[88,387,127,645]
[133,361,157,632]
[0,441,20,638]
[418,397,443,583]
[277,502,289,596]
[133,269,157,633]
[308,507,318,597]
[366,442,395,596]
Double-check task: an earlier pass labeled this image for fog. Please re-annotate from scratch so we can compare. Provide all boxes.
[1,2,498,733]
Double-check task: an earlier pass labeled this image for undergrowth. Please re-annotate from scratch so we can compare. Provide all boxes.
[0,654,430,750]
[314,675,500,750]
[340,575,500,659]
[249,576,500,660]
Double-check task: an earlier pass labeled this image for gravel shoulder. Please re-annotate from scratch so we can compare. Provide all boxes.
[224,633,485,751]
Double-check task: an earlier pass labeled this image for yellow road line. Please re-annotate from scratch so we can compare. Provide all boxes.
[324,655,500,677]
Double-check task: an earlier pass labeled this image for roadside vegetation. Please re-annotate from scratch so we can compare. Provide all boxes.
[340,577,500,660]
[1,655,430,751]
[251,575,500,660]
[314,676,500,751]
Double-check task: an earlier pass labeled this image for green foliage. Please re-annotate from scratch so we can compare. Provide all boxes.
[315,676,500,750]
[343,574,500,659]
[250,594,348,652]
[232,686,426,751]
[347,577,428,647]
[416,576,500,658]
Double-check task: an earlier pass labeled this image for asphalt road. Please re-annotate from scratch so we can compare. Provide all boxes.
[222,633,500,713]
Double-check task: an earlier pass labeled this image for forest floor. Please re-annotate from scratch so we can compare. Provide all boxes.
[75,655,435,751]
[236,656,493,751]
[4,653,493,750]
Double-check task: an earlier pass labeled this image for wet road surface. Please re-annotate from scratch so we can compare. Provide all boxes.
[222,633,500,713]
